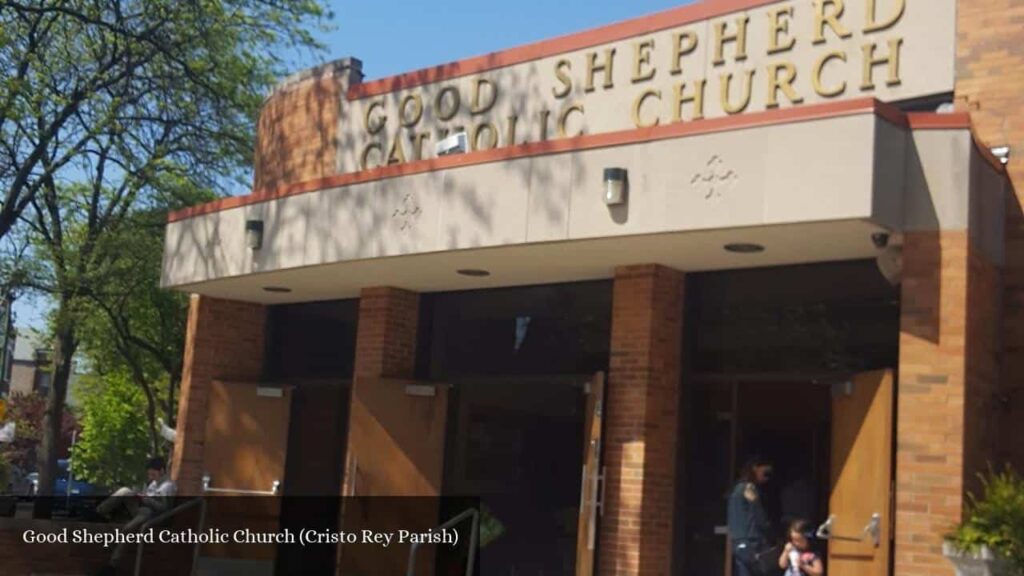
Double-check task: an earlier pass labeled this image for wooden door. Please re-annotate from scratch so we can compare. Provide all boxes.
[202,380,292,564]
[575,372,606,576]
[339,377,449,576]
[828,370,894,576]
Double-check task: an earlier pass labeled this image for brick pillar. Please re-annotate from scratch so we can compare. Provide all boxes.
[895,232,1001,575]
[956,0,1024,473]
[340,286,420,500]
[599,265,684,576]
[352,287,420,379]
[171,295,266,496]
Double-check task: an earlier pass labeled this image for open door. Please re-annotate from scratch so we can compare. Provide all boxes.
[339,377,449,576]
[826,369,894,576]
[575,371,606,576]
[201,380,293,567]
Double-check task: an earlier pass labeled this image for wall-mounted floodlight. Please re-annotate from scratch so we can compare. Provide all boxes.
[245,219,264,250]
[603,168,628,206]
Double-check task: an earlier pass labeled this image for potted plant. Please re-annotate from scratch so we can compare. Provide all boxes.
[945,466,1024,576]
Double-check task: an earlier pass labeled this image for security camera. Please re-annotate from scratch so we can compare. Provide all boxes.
[877,246,903,286]
[872,233,890,249]
[436,132,468,157]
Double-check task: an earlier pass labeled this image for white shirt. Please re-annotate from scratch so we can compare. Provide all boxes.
[144,477,177,498]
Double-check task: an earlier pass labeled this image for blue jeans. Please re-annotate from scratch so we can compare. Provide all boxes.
[733,541,761,576]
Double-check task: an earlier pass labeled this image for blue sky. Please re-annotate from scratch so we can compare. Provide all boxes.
[314,0,695,79]
[14,0,697,330]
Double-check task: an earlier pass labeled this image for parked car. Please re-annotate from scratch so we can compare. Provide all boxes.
[26,460,106,516]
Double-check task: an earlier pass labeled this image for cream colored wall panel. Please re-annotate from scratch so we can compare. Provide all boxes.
[903,129,971,232]
[525,155,572,243]
[372,174,444,257]
[246,194,310,273]
[436,158,531,250]
[761,116,875,224]
[871,118,908,230]
[304,179,381,265]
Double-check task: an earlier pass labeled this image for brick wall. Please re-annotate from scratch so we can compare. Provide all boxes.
[254,59,362,193]
[956,0,1024,472]
[895,231,1002,576]
[171,295,267,496]
[600,265,684,576]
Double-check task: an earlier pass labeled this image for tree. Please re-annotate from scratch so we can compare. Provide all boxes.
[8,0,331,518]
[71,371,152,488]
[77,206,196,457]
[0,0,330,242]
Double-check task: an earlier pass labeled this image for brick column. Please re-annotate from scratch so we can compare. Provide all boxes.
[599,265,684,576]
[171,295,267,496]
[352,287,420,379]
[340,286,420,500]
[895,232,1002,575]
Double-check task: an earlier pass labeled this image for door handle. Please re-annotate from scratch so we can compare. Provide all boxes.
[816,513,882,547]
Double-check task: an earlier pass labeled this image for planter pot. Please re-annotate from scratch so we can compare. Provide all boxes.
[944,542,1020,576]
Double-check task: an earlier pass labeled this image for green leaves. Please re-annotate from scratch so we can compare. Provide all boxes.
[71,371,153,488]
[949,466,1024,572]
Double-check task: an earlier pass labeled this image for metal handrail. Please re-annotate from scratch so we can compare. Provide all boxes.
[406,507,479,576]
[133,496,207,576]
[201,474,280,496]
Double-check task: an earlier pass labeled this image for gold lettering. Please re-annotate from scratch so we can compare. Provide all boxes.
[670,30,698,75]
[862,38,903,90]
[632,89,661,128]
[386,137,407,165]
[411,132,431,160]
[558,103,585,138]
[360,142,383,171]
[553,59,573,98]
[539,109,552,141]
[812,51,848,97]
[472,122,499,151]
[399,93,424,127]
[585,48,616,92]
[768,6,796,54]
[506,115,519,146]
[713,17,749,65]
[434,86,460,121]
[719,71,755,115]
[673,80,706,122]
[632,39,657,83]
[470,78,498,114]
[364,100,386,135]
[814,0,853,44]
[865,0,906,33]
[767,62,804,108]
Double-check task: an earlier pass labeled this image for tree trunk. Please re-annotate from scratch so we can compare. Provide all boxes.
[32,317,76,519]
[131,366,161,458]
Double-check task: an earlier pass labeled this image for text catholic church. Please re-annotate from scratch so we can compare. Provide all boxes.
[160,0,1024,575]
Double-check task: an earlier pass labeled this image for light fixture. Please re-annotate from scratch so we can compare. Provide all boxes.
[262,286,292,293]
[436,132,468,156]
[991,146,1011,166]
[724,243,765,254]
[457,269,491,277]
[245,219,264,250]
[603,167,628,206]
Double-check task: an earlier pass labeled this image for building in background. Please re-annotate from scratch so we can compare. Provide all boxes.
[9,329,54,399]
[158,1,1021,576]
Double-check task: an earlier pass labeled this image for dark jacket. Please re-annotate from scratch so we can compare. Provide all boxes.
[727,481,771,543]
